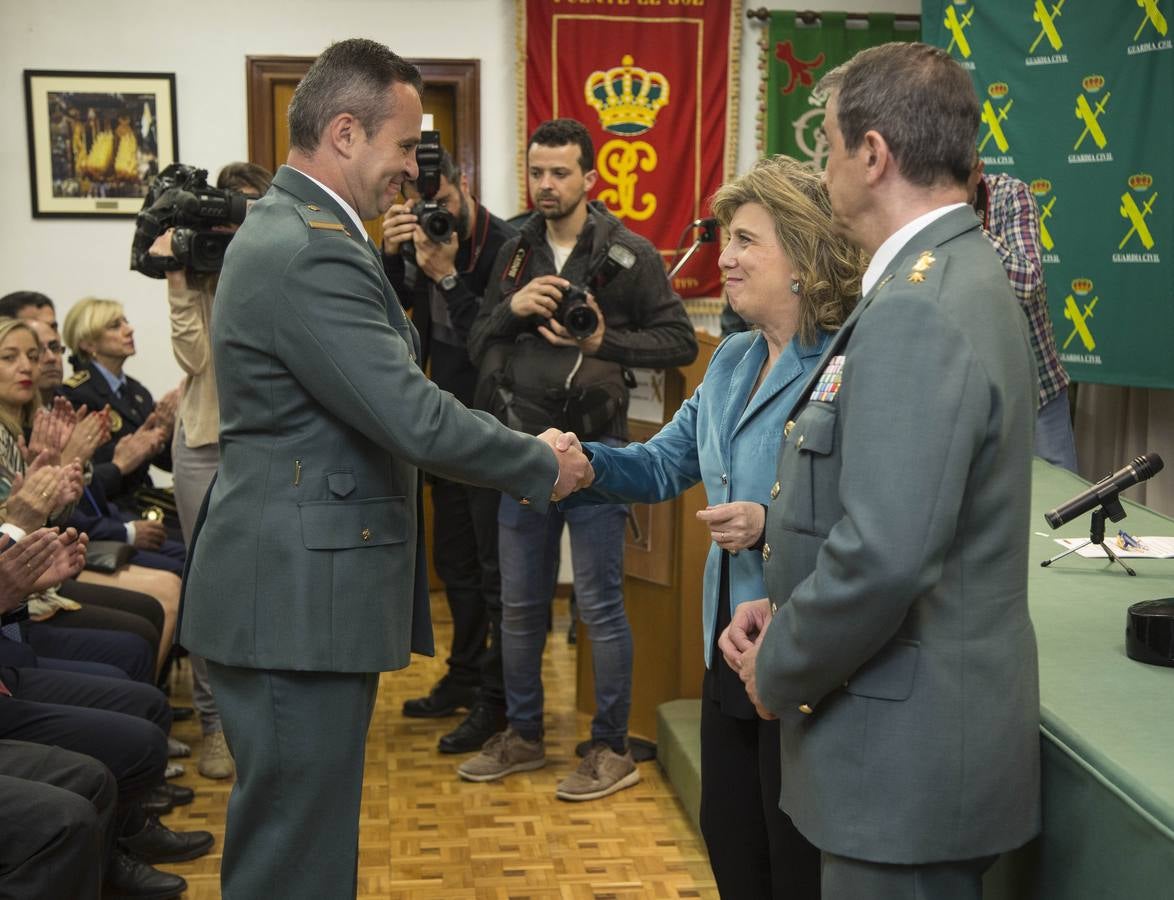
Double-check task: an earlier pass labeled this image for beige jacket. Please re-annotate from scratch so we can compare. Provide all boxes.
[168,278,218,447]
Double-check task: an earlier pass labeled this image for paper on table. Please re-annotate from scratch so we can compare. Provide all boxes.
[1052,536,1174,559]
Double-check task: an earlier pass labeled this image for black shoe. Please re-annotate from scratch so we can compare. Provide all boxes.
[169,706,194,722]
[402,677,477,718]
[439,701,508,754]
[103,850,187,899]
[141,786,175,816]
[143,781,196,815]
[120,815,214,864]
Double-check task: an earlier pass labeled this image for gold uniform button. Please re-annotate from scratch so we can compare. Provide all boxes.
[360,527,371,542]
[798,704,813,715]
[770,601,778,615]
[520,497,532,506]
[307,204,320,211]
[762,543,771,561]
[784,420,795,437]
[770,481,780,499]
[796,435,805,449]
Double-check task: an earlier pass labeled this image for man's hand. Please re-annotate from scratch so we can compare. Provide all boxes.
[538,295,605,356]
[697,501,765,554]
[718,598,772,674]
[130,519,166,550]
[33,528,88,591]
[0,529,63,611]
[538,428,594,499]
[148,228,187,289]
[55,461,85,508]
[5,466,65,532]
[509,275,567,320]
[381,203,417,255]
[415,230,460,284]
[737,618,777,721]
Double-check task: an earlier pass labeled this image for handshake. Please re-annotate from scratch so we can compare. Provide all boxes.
[537,429,595,501]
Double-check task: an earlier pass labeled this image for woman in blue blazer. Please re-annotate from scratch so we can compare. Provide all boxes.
[567,156,864,899]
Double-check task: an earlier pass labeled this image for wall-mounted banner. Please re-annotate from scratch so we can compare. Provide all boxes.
[519,0,741,298]
[923,0,1173,389]
[757,12,919,167]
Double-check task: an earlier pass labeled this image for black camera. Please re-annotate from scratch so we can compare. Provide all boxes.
[555,244,638,340]
[405,130,455,251]
[130,163,249,278]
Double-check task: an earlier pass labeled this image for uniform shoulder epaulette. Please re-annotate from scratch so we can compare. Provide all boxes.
[63,370,90,389]
[295,202,351,237]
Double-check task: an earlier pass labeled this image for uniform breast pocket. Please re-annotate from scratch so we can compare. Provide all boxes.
[298,496,407,550]
[774,402,839,536]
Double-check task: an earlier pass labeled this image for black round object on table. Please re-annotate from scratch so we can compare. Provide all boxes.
[1126,598,1174,667]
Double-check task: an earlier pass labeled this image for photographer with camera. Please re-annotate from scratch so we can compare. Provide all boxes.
[381,144,520,755]
[141,160,271,782]
[461,118,697,800]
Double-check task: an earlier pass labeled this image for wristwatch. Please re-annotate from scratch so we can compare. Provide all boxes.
[438,272,460,292]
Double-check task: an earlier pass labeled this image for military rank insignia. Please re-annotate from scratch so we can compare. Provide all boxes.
[809,355,845,402]
[907,250,936,283]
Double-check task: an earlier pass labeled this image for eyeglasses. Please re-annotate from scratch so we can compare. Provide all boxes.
[42,341,63,355]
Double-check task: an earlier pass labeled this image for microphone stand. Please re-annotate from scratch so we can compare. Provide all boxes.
[668,219,718,280]
[1041,496,1137,576]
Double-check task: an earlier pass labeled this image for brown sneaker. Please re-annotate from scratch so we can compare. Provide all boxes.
[555,744,640,801]
[456,728,545,782]
[197,730,235,780]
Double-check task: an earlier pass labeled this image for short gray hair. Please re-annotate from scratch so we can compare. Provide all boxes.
[287,39,422,153]
[818,42,979,188]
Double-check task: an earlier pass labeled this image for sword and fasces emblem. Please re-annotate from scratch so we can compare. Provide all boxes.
[979,96,1012,153]
[1135,0,1169,41]
[1074,94,1110,149]
[1039,196,1057,251]
[1062,279,1097,352]
[1119,175,1158,251]
[1030,0,1065,54]
[944,4,974,57]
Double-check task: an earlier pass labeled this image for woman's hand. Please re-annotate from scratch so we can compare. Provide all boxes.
[696,501,765,554]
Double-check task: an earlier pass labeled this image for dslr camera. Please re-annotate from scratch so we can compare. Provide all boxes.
[555,243,637,340]
[130,163,249,278]
[402,131,456,263]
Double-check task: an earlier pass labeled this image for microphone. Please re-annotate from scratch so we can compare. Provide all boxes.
[692,217,718,242]
[1045,453,1164,528]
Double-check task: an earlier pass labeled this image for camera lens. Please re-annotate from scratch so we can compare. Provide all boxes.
[565,304,598,340]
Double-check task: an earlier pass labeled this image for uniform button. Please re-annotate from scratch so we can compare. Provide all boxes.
[519,497,532,506]
[796,435,805,449]
[799,704,813,715]
[770,481,780,499]
[784,420,795,437]
[360,527,371,542]
[762,543,771,561]
[770,601,778,615]
[720,473,728,485]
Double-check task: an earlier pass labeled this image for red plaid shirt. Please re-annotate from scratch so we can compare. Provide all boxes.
[978,172,1070,409]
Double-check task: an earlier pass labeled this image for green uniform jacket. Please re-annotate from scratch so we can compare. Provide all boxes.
[180,166,558,673]
[756,206,1042,863]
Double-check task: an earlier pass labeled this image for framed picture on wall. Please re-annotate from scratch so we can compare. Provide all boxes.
[23,69,178,217]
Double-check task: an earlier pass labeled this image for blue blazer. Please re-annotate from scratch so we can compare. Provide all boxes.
[572,329,830,666]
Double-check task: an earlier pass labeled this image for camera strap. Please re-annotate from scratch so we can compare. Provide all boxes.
[502,235,534,290]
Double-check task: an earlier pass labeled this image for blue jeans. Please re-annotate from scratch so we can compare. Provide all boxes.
[1036,387,1078,473]
[498,495,632,750]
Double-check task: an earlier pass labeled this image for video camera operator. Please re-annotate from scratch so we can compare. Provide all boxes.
[380,145,520,755]
[461,118,697,800]
[141,159,272,783]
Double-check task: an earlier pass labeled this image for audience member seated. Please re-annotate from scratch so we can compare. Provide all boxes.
[58,297,177,510]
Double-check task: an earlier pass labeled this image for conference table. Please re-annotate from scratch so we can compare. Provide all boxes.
[985,460,1174,898]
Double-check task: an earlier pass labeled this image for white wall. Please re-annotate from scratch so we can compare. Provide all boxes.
[1,0,917,399]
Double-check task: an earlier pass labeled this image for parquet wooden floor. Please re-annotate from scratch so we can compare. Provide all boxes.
[163,595,718,898]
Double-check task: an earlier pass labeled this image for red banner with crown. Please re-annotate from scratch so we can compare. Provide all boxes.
[520,0,740,298]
